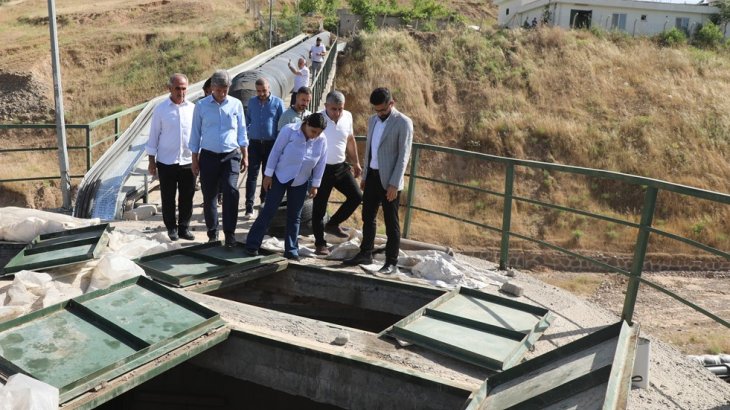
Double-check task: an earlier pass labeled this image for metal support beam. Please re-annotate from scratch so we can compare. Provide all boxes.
[622,186,658,324]
[499,163,515,270]
[403,146,420,238]
[48,0,72,209]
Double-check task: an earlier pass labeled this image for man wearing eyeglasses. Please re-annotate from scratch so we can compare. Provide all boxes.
[146,73,196,242]
[344,87,413,275]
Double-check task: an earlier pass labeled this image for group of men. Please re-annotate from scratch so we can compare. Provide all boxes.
[146,54,413,274]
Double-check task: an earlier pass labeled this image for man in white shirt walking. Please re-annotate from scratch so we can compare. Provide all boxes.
[312,90,362,255]
[309,37,327,80]
[146,73,196,241]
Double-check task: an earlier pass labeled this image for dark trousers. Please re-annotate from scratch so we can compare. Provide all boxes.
[360,169,401,265]
[157,162,195,231]
[199,149,241,238]
[245,140,274,213]
[312,162,363,247]
[246,175,308,256]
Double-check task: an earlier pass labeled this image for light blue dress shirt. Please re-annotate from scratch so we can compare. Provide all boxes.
[246,94,285,141]
[265,123,327,187]
[189,95,248,154]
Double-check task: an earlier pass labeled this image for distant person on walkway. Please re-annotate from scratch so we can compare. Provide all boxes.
[278,86,312,132]
[244,78,285,220]
[189,69,249,247]
[146,73,196,242]
[344,87,413,275]
[312,90,362,256]
[309,37,327,80]
[245,113,328,261]
[287,57,310,106]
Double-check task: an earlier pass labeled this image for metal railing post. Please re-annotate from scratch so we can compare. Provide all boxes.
[402,146,420,238]
[622,186,658,324]
[499,163,515,270]
[85,126,92,171]
[114,117,120,141]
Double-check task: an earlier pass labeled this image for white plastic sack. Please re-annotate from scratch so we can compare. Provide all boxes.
[0,207,100,243]
[326,239,361,260]
[0,373,59,410]
[87,254,146,293]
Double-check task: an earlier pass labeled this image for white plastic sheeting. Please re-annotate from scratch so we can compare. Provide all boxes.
[258,229,506,290]
[0,207,100,243]
[0,373,59,410]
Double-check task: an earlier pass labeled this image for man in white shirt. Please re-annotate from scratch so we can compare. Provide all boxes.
[287,57,310,107]
[312,91,363,255]
[146,73,196,241]
[308,37,327,80]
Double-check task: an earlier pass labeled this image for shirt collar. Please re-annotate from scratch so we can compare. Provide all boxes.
[167,97,191,107]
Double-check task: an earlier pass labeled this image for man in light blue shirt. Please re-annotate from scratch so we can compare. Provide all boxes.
[244,78,285,220]
[245,113,328,260]
[190,69,249,246]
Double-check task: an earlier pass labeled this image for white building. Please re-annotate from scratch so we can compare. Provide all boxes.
[495,0,722,37]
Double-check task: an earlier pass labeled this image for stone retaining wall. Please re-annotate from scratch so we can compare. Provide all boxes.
[461,248,730,272]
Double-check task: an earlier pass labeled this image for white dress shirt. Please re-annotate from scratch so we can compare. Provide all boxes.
[292,66,310,92]
[369,116,389,170]
[265,123,328,187]
[146,98,195,165]
[322,110,353,165]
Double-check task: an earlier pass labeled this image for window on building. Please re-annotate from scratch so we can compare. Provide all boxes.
[612,13,627,31]
[641,15,647,21]
[676,17,689,34]
[506,8,510,15]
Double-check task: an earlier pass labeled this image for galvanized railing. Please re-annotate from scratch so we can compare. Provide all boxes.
[0,102,147,183]
[360,140,728,328]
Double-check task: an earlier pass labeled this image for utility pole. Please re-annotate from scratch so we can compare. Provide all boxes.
[48,0,72,210]
[269,0,273,49]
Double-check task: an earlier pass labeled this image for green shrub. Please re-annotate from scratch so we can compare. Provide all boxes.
[693,22,724,49]
[657,27,687,47]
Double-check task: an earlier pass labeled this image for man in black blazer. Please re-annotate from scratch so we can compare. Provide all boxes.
[344,87,413,274]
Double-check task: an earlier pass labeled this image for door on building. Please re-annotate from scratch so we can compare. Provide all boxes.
[570,9,592,29]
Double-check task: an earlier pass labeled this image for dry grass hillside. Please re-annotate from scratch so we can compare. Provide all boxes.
[337,28,730,257]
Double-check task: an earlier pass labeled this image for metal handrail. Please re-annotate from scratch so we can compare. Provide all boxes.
[0,103,147,183]
[353,136,729,328]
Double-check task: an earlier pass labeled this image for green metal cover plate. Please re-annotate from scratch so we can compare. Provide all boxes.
[135,242,272,287]
[0,276,225,404]
[388,287,554,371]
[0,224,111,275]
[463,321,639,410]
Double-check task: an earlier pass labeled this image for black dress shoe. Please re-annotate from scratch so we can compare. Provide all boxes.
[377,263,399,275]
[167,228,179,241]
[324,224,349,238]
[343,252,373,266]
[244,248,259,257]
[284,253,301,261]
[224,233,237,248]
[178,228,194,241]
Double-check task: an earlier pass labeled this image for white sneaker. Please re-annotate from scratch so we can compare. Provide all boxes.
[243,211,254,220]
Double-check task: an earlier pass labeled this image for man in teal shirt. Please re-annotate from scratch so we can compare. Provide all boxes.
[190,70,249,246]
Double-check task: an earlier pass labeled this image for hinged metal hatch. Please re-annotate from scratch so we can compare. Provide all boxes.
[1,224,111,275]
[0,276,227,405]
[463,320,639,410]
[135,242,284,287]
[386,287,554,371]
